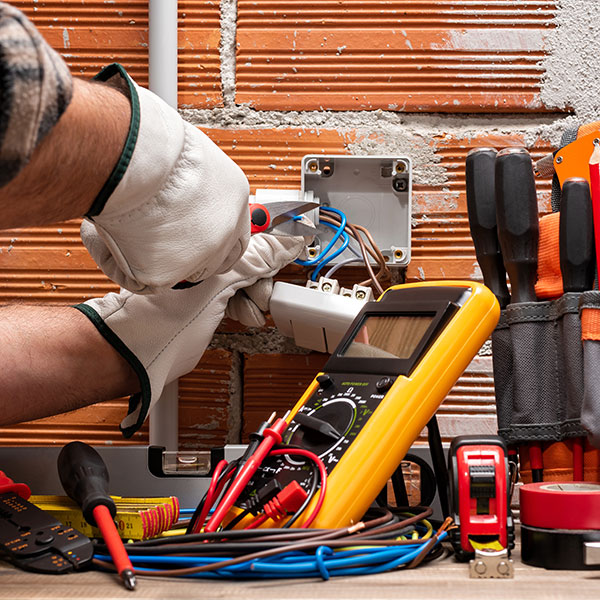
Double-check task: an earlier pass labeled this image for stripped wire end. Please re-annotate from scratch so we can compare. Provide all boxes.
[347,522,366,534]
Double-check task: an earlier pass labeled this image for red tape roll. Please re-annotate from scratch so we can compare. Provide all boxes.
[520,482,600,530]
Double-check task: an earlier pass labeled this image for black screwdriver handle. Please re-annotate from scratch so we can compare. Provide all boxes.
[495,147,539,304]
[466,147,510,308]
[57,441,116,526]
[560,177,596,292]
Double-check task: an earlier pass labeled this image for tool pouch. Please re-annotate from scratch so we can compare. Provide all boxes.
[494,293,587,444]
[579,291,600,448]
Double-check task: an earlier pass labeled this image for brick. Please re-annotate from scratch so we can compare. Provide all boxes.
[203,128,350,190]
[242,353,328,440]
[0,220,115,304]
[236,0,557,112]
[14,0,222,107]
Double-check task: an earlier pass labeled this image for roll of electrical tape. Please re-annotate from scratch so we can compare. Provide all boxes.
[520,525,600,570]
[520,482,600,530]
[520,482,600,570]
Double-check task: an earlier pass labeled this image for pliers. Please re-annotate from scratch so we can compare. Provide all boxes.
[249,189,319,236]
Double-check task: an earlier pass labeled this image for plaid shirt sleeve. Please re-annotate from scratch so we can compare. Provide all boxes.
[0,2,73,186]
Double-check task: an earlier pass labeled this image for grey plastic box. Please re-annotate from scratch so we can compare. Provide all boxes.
[301,155,412,267]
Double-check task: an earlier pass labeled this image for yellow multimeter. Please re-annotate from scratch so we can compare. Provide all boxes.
[229,280,500,530]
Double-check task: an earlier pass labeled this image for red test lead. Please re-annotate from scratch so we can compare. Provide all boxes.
[203,416,289,533]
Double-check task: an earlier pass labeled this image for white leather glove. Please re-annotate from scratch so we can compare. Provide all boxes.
[75,233,305,437]
[80,63,250,294]
[225,279,274,328]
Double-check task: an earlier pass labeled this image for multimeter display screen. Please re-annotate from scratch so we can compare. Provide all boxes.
[341,314,435,359]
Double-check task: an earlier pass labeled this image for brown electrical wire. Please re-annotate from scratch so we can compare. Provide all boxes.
[321,213,389,278]
[92,508,439,578]
[407,517,453,569]
[352,222,393,285]
[318,214,389,295]
[96,527,358,578]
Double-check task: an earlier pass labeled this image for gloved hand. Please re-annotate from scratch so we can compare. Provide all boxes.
[74,233,305,437]
[225,279,274,328]
[80,64,250,294]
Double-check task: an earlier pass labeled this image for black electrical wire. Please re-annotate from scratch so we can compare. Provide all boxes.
[222,507,251,531]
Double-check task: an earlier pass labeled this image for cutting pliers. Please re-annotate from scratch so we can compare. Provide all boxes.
[249,190,319,236]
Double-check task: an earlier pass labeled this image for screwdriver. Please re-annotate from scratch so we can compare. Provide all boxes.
[560,177,595,481]
[465,147,510,308]
[560,178,595,293]
[57,441,136,590]
[495,147,543,482]
[495,147,539,304]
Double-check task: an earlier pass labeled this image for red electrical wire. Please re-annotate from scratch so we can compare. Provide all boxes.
[268,448,327,528]
[192,459,231,534]
[245,513,269,530]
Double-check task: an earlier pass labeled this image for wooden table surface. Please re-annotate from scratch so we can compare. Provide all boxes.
[2,541,600,600]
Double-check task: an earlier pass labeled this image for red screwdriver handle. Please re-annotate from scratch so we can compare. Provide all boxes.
[0,470,31,500]
[249,203,271,234]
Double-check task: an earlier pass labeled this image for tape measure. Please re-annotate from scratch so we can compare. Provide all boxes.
[520,482,600,569]
[447,435,515,561]
[226,281,499,529]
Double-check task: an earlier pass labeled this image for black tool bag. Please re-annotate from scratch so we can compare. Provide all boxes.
[493,294,587,444]
[493,124,591,448]
[579,291,600,448]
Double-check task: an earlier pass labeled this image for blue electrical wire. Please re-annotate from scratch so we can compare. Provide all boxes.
[93,531,447,581]
[310,223,350,281]
[295,206,347,267]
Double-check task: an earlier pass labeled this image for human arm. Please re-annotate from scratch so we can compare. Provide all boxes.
[0,305,139,425]
[0,234,305,431]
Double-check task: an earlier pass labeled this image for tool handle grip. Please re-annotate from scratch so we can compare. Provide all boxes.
[249,203,271,234]
[495,147,539,303]
[560,178,595,292]
[0,470,31,500]
[57,441,116,526]
[466,147,510,308]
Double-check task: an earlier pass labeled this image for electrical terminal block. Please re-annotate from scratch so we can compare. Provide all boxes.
[339,284,374,302]
[313,277,340,294]
[271,280,370,353]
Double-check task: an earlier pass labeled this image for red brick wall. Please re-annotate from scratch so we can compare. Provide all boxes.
[0,1,560,448]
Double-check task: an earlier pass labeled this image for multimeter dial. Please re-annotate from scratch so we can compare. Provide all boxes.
[286,398,356,457]
[239,373,396,509]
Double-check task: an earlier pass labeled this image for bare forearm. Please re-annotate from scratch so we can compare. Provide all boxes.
[0,77,130,228]
[0,305,139,425]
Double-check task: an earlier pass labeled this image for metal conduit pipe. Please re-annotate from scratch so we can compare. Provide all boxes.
[148,0,179,451]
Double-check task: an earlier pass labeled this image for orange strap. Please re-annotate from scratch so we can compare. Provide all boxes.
[519,440,600,484]
[535,212,563,300]
[582,306,600,340]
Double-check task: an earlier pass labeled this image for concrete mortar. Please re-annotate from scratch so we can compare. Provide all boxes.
[219,0,237,106]
[540,0,600,123]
